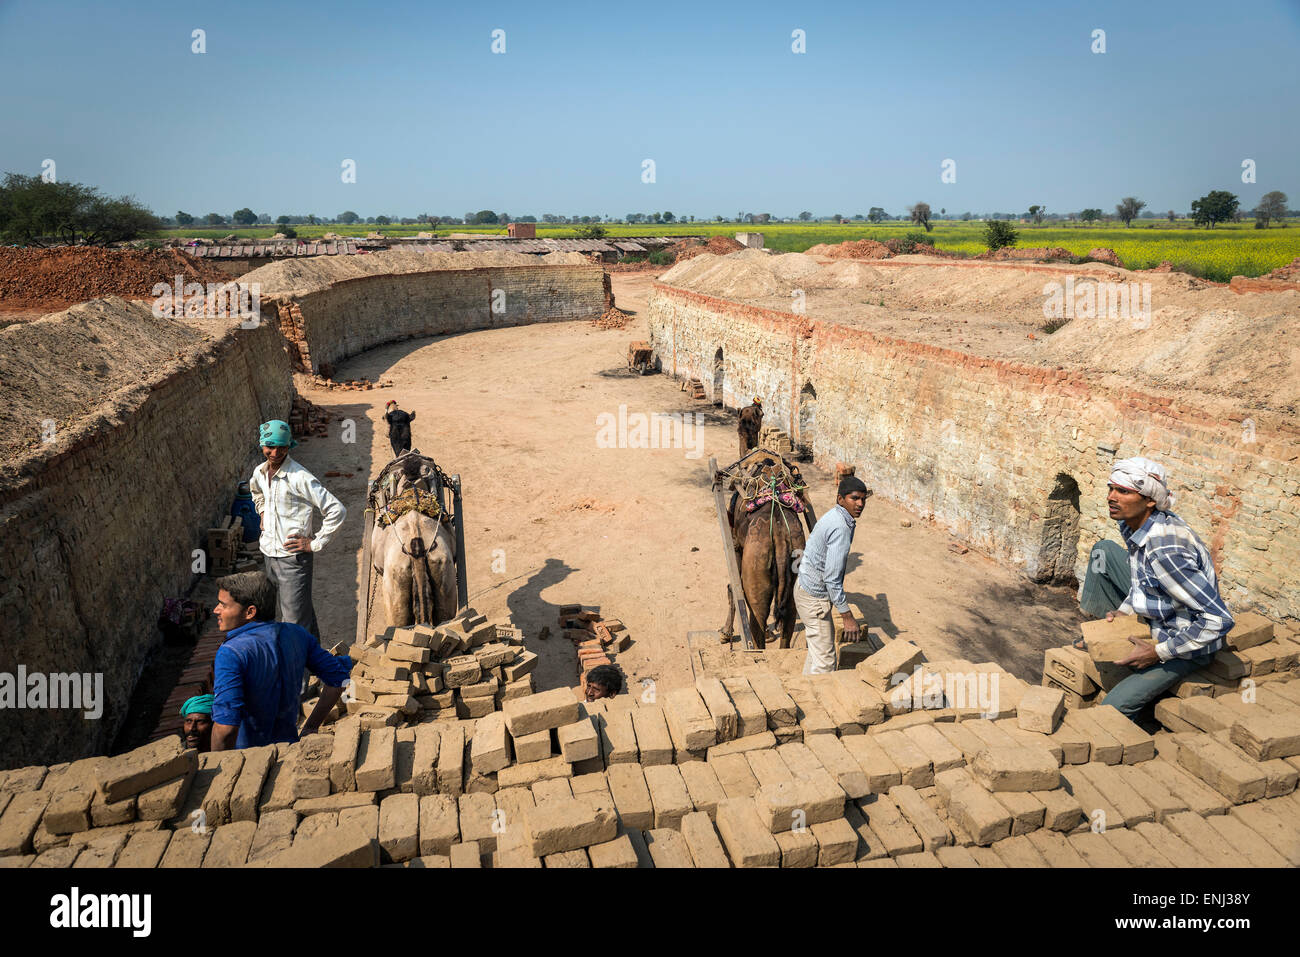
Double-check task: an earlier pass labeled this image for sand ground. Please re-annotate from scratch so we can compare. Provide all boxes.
[289,273,1083,697]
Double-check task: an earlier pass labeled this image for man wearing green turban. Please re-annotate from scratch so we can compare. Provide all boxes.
[180,693,214,752]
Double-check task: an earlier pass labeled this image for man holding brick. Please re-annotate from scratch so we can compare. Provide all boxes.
[1087,457,1234,720]
[795,476,870,674]
[209,571,353,751]
[249,418,346,640]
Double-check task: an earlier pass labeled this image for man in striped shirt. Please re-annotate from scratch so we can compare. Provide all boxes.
[1090,457,1234,720]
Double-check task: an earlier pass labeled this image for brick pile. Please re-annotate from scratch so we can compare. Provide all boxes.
[556,604,632,692]
[590,307,630,330]
[6,625,1300,868]
[343,608,539,728]
[288,394,330,439]
[757,424,794,455]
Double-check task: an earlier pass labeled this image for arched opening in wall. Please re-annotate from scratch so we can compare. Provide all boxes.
[1034,473,1081,585]
[712,348,724,407]
[797,382,817,459]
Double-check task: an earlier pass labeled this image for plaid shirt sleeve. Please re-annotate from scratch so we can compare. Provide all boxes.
[1146,542,1235,661]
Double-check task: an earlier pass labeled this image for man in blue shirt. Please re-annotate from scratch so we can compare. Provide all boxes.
[209,571,353,751]
[795,476,871,674]
[1083,457,1234,721]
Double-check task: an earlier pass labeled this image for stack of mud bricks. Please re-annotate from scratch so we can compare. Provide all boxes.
[205,516,242,577]
[7,630,1300,867]
[343,607,539,729]
[272,298,312,372]
[757,424,793,455]
[558,604,631,692]
[1044,611,1300,711]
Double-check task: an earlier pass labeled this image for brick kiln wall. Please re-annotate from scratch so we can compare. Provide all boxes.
[0,322,293,769]
[287,264,608,372]
[647,284,1300,625]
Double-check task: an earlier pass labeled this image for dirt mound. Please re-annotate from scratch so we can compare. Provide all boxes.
[1263,257,1300,281]
[674,235,745,262]
[976,246,1074,262]
[1087,247,1124,267]
[591,306,631,330]
[0,246,232,312]
[805,239,893,260]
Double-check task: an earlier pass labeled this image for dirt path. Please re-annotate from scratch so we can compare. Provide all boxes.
[289,273,1082,698]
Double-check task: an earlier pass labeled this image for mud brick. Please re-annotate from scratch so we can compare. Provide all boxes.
[772,727,804,744]
[268,822,378,868]
[874,731,933,788]
[0,792,50,856]
[747,750,796,791]
[932,721,985,761]
[1076,763,1154,826]
[901,724,965,775]
[991,719,1063,766]
[1082,706,1154,764]
[195,821,255,869]
[961,718,1019,753]
[475,642,513,670]
[461,676,502,700]
[532,779,574,806]
[987,834,1047,867]
[434,723,465,795]
[90,790,136,828]
[841,802,889,861]
[709,752,759,800]
[455,693,495,719]
[754,774,846,833]
[629,706,674,766]
[1272,640,1300,669]
[30,843,78,867]
[386,643,432,665]
[368,659,412,682]
[502,651,539,683]
[505,728,547,766]
[1211,732,1297,797]
[1206,812,1291,867]
[1128,822,1205,867]
[137,767,196,821]
[1061,711,1123,764]
[857,640,925,691]
[931,844,979,868]
[254,749,297,816]
[640,765,691,829]
[503,687,580,737]
[1113,764,1187,822]
[1018,829,1081,867]
[293,792,376,816]
[1017,686,1065,734]
[525,796,617,856]
[674,810,728,868]
[1080,615,1150,663]
[453,792,498,853]
[441,654,481,689]
[244,807,295,862]
[0,765,47,794]
[890,784,952,850]
[715,797,781,867]
[934,768,1013,846]
[1042,676,1090,710]
[465,711,508,774]
[1239,800,1300,864]
[1163,810,1240,867]
[585,833,639,869]
[891,850,941,868]
[557,717,600,764]
[1207,649,1251,681]
[355,727,397,792]
[1059,766,1121,831]
[746,672,799,728]
[797,677,857,735]
[196,751,244,826]
[95,738,197,804]
[662,687,719,753]
[325,717,360,792]
[1059,831,1123,867]
[717,677,766,738]
[694,677,740,742]
[287,736,332,799]
[1176,734,1267,803]
[840,735,902,793]
[990,789,1045,835]
[1043,646,1097,696]
[541,848,589,867]
[497,756,572,789]
[671,762,722,820]
[111,830,171,869]
[1225,612,1275,651]
[377,793,420,863]
[493,786,537,853]
[823,671,886,727]
[1141,758,1231,816]
[707,732,777,762]
[45,784,95,836]
[158,828,211,868]
[640,828,693,868]
[855,793,923,855]
[603,763,651,829]
[1240,644,1277,676]
[229,745,273,822]
[1230,712,1300,761]
[441,841,479,868]
[773,827,817,868]
[804,733,870,799]
[1154,698,1199,733]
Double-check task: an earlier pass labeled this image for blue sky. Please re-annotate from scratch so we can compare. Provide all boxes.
[1,0,1297,220]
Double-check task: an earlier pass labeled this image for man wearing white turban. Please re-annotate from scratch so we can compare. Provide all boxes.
[1080,456,1234,721]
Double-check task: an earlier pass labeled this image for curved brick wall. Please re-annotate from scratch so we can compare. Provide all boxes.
[648,282,1300,624]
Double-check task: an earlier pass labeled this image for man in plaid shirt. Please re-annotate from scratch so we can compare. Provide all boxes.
[1090,457,1234,720]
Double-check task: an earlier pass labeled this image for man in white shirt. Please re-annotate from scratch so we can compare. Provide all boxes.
[248,419,346,638]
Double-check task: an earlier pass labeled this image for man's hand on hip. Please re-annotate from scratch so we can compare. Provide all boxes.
[285,533,314,553]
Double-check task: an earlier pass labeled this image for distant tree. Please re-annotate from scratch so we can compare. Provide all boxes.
[715,215,724,222]
[1190,190,1239,229]
[651,212,662,223]
[1027,205,1045,225]
[473,210,498,224]
[940,208,946,217]
[1080,208,1102,224]
[257,213,271,224]
[984,220,1018,251]
[909,202,932,231]
[276,215,292,225]
[851,214,864,221]
[798,211,813,221]
[375,215,391,225]
[1167,210,1176,223]
[307,214,319,225]
[959,211,972,222]
[232,207,257,225]
[867,207,887,224]
[663,211,675,222]
[626,213,643,224]
[1256,191,1288,228]
[756,213,771,224]
[278,225,297,238]
[176,210,195,226]
[575,224,607,239]
[338,210,360,224]
[0,173,161,245]
[204,212,225,226]
[1115,197,1146,227]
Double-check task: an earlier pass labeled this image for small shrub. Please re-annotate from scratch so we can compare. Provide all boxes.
[1040,317,1071,334]
[648,250,674,265]
[984,220,1018,250]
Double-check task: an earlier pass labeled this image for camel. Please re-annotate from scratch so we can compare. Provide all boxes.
[737,400,763,459]
[720,456,808,648]
[369,456,458,628]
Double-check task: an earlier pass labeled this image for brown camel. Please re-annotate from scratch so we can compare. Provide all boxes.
[721,459,807,648]
[737,400,763,459]
[370,457,457,628]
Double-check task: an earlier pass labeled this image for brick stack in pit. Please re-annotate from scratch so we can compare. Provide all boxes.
[5,629,1300,868]
[343,607,539,728]
[557,604,632,694]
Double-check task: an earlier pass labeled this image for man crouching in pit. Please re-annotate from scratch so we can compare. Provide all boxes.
[1078,457,1234,721]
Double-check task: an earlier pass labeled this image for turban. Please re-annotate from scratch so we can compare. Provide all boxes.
[180,694,213,717]
[258,419,298,449]
[1110,456,1173,511]
[752,397,762,405]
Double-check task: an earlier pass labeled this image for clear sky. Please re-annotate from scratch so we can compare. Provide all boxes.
[1,0,1297,220]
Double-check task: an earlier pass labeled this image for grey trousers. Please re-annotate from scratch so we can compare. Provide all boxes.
[264,552,320,639]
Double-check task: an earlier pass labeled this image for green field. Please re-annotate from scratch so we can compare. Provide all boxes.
[162,220,1300,282]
